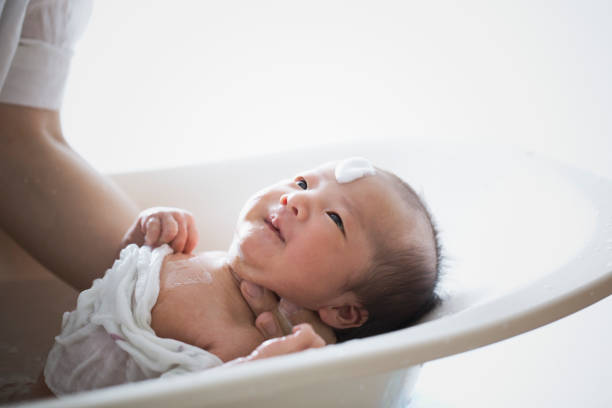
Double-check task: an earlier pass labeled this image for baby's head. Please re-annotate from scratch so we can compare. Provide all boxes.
[229,158,441,341]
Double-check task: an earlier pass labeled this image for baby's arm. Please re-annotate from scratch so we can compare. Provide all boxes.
[226,324,325,366]
[121,207,198,253]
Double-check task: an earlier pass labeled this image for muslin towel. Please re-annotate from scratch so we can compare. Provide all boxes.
[44,244,222,395]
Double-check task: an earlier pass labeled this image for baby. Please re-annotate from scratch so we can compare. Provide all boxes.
[44,157,441,394]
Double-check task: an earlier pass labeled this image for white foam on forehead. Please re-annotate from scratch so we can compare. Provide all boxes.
[334,157,376,184]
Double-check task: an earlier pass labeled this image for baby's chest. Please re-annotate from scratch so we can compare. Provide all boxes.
[151,257,263,360]
[151,291,263,361]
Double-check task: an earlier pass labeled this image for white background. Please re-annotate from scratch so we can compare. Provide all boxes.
[61,1,611,407]
[63,0,611,178]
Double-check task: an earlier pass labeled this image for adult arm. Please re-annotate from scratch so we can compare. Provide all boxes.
[0,104,138,291]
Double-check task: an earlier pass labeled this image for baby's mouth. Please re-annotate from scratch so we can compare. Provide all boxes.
[265,214,285,242]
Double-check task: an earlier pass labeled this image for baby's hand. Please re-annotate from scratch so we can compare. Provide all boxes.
[228,324,325,365]
[122,207,198,253]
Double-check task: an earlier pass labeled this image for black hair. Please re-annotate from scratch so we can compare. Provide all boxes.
[334,170,442,342]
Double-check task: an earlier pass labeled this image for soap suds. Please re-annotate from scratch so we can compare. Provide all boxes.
[335,157,376,184]
[165,256,212,288]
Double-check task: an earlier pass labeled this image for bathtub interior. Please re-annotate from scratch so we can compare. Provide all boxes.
[6,139,612,407]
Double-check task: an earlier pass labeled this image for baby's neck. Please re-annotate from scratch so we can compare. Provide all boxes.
[194,251,255,319]
[154,251,257,339]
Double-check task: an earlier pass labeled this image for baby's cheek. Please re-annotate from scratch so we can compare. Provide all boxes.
[292,234,337,271]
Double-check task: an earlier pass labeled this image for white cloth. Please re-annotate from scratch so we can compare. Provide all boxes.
[0,0,92,110]
[44,244,223,395]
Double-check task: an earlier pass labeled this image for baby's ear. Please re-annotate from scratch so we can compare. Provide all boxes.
[318,303,368,329]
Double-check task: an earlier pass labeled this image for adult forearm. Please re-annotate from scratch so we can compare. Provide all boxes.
[0,104,138,291]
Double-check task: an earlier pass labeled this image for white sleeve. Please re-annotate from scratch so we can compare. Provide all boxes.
[0,0,93,110]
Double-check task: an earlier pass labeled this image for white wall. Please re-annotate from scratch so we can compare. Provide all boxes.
[62,0,611,178]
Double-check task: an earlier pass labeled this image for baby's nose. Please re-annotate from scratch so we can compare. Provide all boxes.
[280,193,306,219]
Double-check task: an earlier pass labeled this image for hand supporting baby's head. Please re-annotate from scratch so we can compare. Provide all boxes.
[228,158,442,342]
[239,280,337,345]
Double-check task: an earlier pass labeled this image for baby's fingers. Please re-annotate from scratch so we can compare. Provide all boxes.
[144,217,161,246]
[159,213,179,245]
[247,323,325,361]
[183,213,199,254]
[292,323,326,349]
[170,214,188,253]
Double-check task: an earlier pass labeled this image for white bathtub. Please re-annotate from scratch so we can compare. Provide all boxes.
[6,139,612,407]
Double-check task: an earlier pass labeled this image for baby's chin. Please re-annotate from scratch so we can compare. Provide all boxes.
[226,239,261,284]
[226,239,245,277]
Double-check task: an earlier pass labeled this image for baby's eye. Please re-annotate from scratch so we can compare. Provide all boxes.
[296,178,307,190]
[327,212,345,234]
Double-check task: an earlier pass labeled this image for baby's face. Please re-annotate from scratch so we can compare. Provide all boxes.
[228,162,419,310]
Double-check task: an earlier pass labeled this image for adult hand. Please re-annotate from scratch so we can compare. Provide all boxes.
[240,280,337,345]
